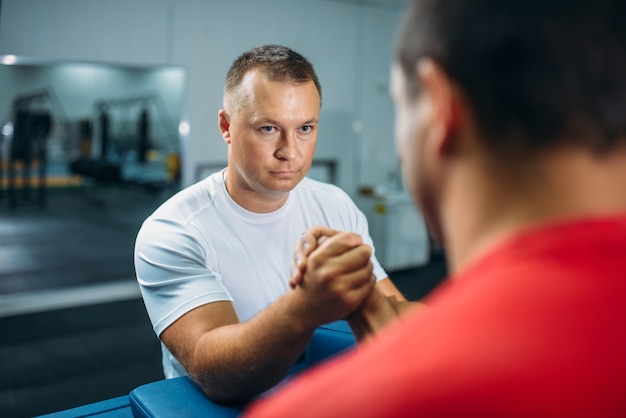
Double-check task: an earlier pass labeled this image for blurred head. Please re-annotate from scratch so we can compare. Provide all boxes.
[219,45,322,211]
[392,0,626,240]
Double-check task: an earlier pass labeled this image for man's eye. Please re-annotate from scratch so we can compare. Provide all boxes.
[260,126,276,133]
[300,125,313,133]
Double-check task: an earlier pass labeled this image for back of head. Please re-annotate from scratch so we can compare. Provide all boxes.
[224,44,322,105]
[395,0,626,155]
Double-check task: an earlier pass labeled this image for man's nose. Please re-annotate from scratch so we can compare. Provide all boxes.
[275,132,298,160]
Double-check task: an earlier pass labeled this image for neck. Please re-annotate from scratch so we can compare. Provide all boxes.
[443,146,626,274]
[223,169,289,213]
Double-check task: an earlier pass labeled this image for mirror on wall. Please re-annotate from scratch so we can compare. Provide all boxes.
[0,56,186,208]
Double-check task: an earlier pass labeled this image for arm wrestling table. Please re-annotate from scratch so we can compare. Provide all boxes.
[38,321,356,418]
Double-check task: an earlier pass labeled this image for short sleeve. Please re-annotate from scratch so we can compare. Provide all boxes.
[134,216,233,337]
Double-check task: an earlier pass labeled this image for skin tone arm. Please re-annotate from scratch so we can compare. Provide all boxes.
[160,232,376,404]
[290,226,420,341]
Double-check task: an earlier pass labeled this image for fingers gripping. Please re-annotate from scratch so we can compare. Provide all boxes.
[289,227,337,288]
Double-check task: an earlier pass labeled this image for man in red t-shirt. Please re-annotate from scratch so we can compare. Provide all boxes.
[245,0,626,416]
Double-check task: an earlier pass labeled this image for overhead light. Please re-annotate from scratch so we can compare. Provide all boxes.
[2,55,17,65]
[178,121,190,136]
[2,122,14,137]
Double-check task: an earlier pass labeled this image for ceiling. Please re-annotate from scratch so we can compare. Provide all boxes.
[322,0,410,10]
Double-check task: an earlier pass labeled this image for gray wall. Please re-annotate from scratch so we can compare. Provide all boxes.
[0,0,406,195]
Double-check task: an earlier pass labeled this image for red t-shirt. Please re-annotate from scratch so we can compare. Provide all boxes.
[245,216,626,417]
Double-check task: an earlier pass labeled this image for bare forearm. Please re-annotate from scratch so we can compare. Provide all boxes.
[392,299,423,315]
[188,298,315,403]
[191,328,309,403]
[346,288,399,341]
[347,290,422,342]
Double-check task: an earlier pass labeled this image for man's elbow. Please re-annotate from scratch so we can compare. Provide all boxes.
[189,370,259,405]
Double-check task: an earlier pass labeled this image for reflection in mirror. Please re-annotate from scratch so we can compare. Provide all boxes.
[0,57,187,417]
[0,56,186,209]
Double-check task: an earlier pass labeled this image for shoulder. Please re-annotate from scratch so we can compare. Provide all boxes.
[152,172,224,220]
[137,171,226,239]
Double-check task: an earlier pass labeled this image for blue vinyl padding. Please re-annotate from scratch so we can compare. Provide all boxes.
[305,320,357,366]
[129,376,244,418]
[41,321,355,418]
[129,320,355,418]
[36,395,132,417]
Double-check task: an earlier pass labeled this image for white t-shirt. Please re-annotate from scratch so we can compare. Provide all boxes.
[134,170,387,378]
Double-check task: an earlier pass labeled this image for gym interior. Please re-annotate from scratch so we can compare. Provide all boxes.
[0,1,448,416]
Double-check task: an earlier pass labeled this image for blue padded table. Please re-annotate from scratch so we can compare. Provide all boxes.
[39,321,355,418]
[130,376,244,418]
[37,395,133,417]
[129,320,356,417]
[305,319,356,366]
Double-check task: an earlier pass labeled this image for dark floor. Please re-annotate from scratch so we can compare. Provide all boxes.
[0,300,164,418]
[0,185,169,294]
[0,185,448,418]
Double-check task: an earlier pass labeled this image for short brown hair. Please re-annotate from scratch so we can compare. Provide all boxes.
[225,44,322,105]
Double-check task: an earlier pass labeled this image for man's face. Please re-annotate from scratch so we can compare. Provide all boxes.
[390,63,444,244]
[221,70,320,208]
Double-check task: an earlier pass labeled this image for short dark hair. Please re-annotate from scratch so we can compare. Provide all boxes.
[395,0,626,154]
[225,44,322,105]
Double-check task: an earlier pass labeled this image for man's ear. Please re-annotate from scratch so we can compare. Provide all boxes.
[218,109,231,144]
[416,59,461,155]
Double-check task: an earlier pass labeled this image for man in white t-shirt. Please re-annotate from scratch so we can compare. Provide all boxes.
[134,44,405,403]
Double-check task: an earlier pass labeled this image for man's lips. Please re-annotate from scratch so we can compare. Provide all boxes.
[270,170,298,178]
